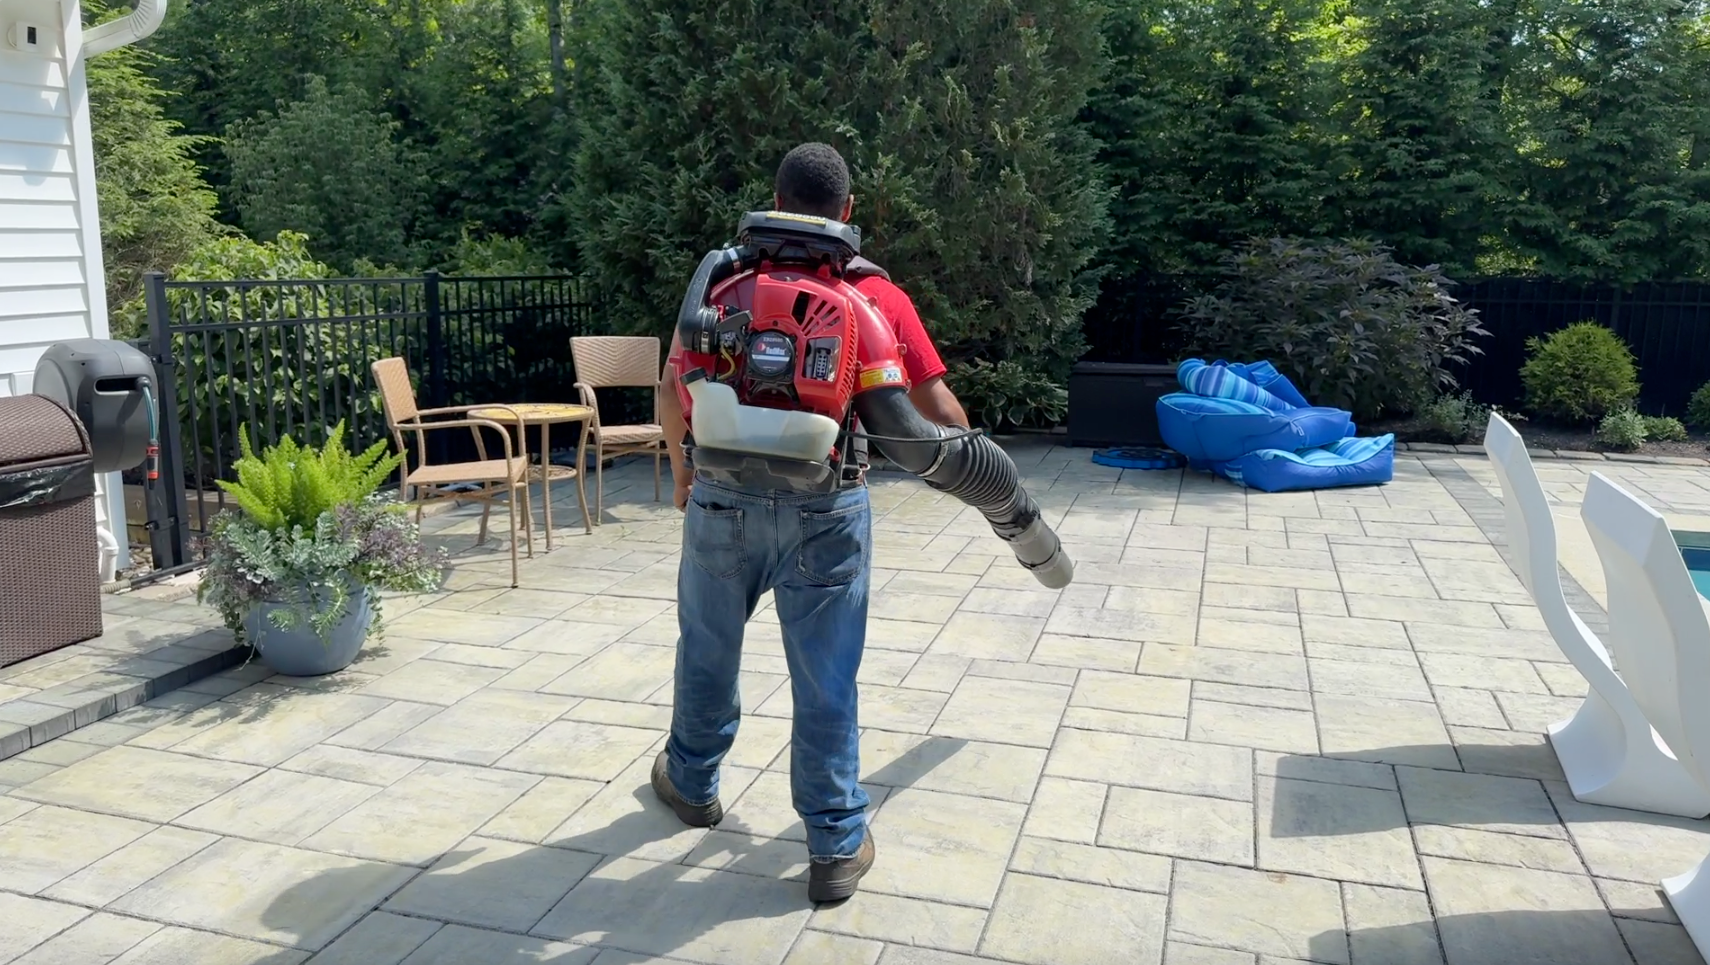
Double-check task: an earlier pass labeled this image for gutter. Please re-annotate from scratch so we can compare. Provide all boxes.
[82,0,167,57]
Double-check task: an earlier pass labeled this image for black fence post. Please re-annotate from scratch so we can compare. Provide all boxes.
[424,270,447,408]
[142,271,191,571]
[422,270,448,464]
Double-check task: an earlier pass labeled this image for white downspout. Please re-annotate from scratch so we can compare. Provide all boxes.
[75,0,170,580]
[82,0,167,57]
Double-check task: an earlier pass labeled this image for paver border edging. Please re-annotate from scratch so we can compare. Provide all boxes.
[0,640,250,762]
[1399,440,1710,467]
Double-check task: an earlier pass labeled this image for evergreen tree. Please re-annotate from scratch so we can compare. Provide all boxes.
[567,0,1111,425]
[83,0,227,316]
[564,0,873,332]
[1082,0,1178,279]
[144,0,399,202]
[1334,0,1512,276]
[223,77,429,272]
[1086,0,1346,277]
[409,0,557,250]
[858,0,1113,423]
[1499,0,1710,282]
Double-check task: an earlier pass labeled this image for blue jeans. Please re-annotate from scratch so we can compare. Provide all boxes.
[666,475,873,860]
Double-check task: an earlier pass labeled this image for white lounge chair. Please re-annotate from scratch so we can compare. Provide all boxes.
[1485,414,1709,817]
[1579,471,1710,955]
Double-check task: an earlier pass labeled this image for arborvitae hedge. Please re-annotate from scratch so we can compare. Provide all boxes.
[567,0,1113,426]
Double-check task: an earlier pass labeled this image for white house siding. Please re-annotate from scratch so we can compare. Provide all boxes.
[0,0,129,574]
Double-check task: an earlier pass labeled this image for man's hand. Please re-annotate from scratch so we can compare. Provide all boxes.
[659,345,694,514]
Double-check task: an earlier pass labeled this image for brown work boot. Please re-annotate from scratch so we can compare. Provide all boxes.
[650,750,723,828]
[808,832,876,904]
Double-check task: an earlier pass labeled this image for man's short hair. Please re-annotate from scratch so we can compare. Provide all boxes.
[774,142,851,219]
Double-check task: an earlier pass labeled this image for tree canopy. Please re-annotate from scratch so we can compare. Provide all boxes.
[87,0,1710,424]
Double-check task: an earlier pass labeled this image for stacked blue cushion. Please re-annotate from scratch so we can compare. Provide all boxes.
[1154,359,1393,491]
[1177,359,1299,411]
[1220,434,1397,493]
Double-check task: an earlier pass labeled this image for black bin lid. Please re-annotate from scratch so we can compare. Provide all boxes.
[0,396,92,470]
[1070,361,1181,376]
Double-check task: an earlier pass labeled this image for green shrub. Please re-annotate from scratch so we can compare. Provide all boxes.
[1175,238,1491,421]
[110,229,335,341]
[1687,383,1710,430]
[1519,321,1640,424]
[1644,415,1688,442]
[224,76,429,273]
[946,359,1069,432]
[441,229,557,276]
[1416,392,1497,445]
[1595,409,1648,451]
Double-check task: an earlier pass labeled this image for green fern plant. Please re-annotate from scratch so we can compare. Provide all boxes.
[198,421,441,656]
[217,421,401,533]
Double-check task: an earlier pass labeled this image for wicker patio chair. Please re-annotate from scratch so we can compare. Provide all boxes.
[372,357,534,587]
[568,335,666,520]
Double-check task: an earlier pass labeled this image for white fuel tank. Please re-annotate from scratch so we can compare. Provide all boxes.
[686,377,843,462]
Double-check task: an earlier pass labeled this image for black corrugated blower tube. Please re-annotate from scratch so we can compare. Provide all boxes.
[854,387,1074,589]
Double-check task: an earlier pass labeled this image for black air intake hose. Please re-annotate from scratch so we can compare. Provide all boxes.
[677,247,750,352]
[854,387,1074,589]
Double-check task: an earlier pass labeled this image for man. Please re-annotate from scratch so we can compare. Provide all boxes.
[652,142,969,903]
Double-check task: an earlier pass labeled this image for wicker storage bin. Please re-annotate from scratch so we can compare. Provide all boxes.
[0,395,102,668]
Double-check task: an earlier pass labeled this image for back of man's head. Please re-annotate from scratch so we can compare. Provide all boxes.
[774,142,851,220]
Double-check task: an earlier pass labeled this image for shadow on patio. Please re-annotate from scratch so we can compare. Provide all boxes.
[1310,906,1700,965]
[258,722,970,962]
[1267,744,1710,838]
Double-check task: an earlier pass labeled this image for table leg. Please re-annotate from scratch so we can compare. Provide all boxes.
[576,416,593,533]
[542,420,555,552]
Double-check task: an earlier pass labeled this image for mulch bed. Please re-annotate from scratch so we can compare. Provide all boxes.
[1367,416,1710,464]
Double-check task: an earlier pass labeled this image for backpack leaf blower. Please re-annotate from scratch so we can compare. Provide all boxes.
[669,210,1074,589]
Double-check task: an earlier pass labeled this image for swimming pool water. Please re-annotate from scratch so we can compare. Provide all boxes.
[1677,539,1710,602]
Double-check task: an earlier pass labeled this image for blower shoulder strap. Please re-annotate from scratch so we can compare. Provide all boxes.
[844,256,890,282]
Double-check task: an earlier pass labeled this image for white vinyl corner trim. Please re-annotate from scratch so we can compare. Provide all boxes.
[82,0,168,57]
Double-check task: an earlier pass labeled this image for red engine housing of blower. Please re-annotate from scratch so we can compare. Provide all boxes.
[671,261,909,459]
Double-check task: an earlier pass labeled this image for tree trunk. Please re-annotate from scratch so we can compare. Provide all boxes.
[547,0,567,108]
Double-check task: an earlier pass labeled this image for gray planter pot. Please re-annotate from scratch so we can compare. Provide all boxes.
[241,574,374,677]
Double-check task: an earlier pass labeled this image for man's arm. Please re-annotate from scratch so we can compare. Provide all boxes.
[909,376,971,428]
[878,281,972,428]
[658,334,694,510]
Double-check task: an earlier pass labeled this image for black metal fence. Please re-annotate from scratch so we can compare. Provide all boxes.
[141,264,1710,570]
[1081,274,1710,418]
[1448,279,1710,417]
[139,270,615,572]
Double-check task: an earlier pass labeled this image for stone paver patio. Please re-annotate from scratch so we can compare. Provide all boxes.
[5,439,1710,964]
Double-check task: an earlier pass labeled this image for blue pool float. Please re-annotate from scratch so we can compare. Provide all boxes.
[1092,447,1186,470]
[1154,358,1394,492]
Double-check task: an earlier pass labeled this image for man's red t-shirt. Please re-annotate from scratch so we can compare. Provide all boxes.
[852,274,947,388]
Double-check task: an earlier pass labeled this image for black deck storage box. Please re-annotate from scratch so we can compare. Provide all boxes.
[1067,362,1180,448]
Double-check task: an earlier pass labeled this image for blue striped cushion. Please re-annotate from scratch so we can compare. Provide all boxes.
[1177,359,1293,413]
[1252,435,1394,466]
[1227,361,1311,409]
[1158,393,1271,417]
